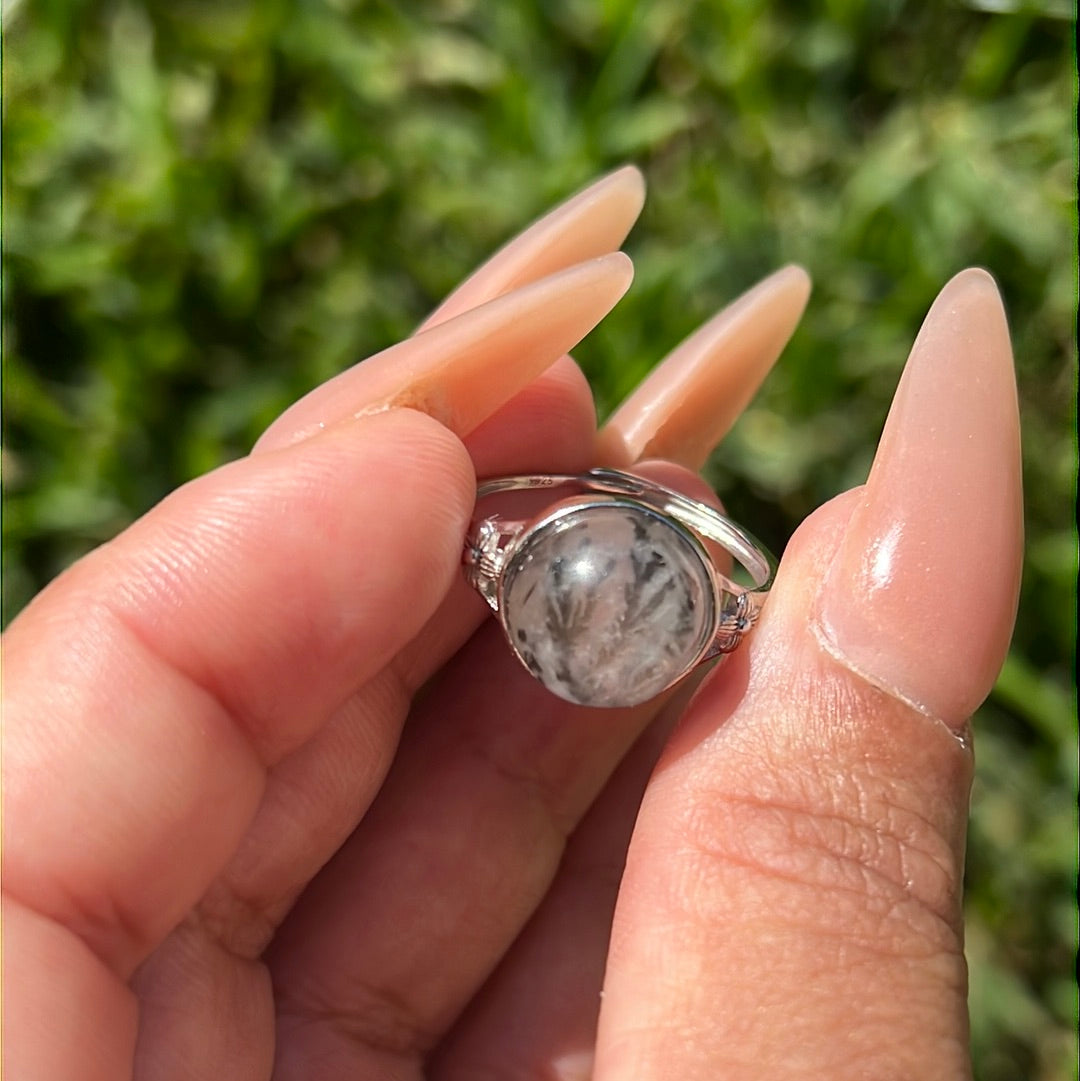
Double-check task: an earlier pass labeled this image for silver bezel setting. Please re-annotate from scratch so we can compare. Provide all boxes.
[496,497,721,701]
[463,468,776,707]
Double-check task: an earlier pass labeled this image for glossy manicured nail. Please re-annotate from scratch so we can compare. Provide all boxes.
[420,166,645,331]
[815,269,1023,727]
[255,254,634,452]
[598,265,811,469]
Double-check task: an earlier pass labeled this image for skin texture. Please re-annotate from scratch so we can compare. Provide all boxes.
[1,169,1022,1080]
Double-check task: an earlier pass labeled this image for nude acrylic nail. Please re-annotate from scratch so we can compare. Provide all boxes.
[814,269,1023,728]
[599,265,811,469]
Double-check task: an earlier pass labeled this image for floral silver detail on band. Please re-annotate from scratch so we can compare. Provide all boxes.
[463,468,776,709]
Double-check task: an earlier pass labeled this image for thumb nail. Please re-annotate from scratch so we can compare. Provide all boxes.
[815,269,1023,727]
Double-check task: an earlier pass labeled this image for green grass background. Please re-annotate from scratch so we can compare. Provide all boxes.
[3,1,1076,1076]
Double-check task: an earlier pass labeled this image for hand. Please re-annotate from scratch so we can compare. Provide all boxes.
[2,168,1021,1081]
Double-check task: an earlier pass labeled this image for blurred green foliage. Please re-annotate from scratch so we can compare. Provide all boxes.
[3,1,1075,1076]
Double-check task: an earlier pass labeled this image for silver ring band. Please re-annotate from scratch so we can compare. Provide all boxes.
[463,467,775,709]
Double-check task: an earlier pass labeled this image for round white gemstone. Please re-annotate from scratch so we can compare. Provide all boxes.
[499,501,716,707]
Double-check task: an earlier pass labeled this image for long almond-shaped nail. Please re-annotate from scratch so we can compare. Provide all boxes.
[255,253,634,453]
[419,166,645,331]
[815,269,1023,726]
[598,265,811,469]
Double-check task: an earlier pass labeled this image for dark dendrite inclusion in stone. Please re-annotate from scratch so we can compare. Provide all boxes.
[498,501,717,707]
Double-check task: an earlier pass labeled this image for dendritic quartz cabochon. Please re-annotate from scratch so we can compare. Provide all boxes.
[500,502,716,707]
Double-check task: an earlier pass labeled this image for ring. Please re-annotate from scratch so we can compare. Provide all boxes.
[463,467,775,709]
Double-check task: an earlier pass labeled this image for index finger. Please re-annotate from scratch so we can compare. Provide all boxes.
[1,256,633,982]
